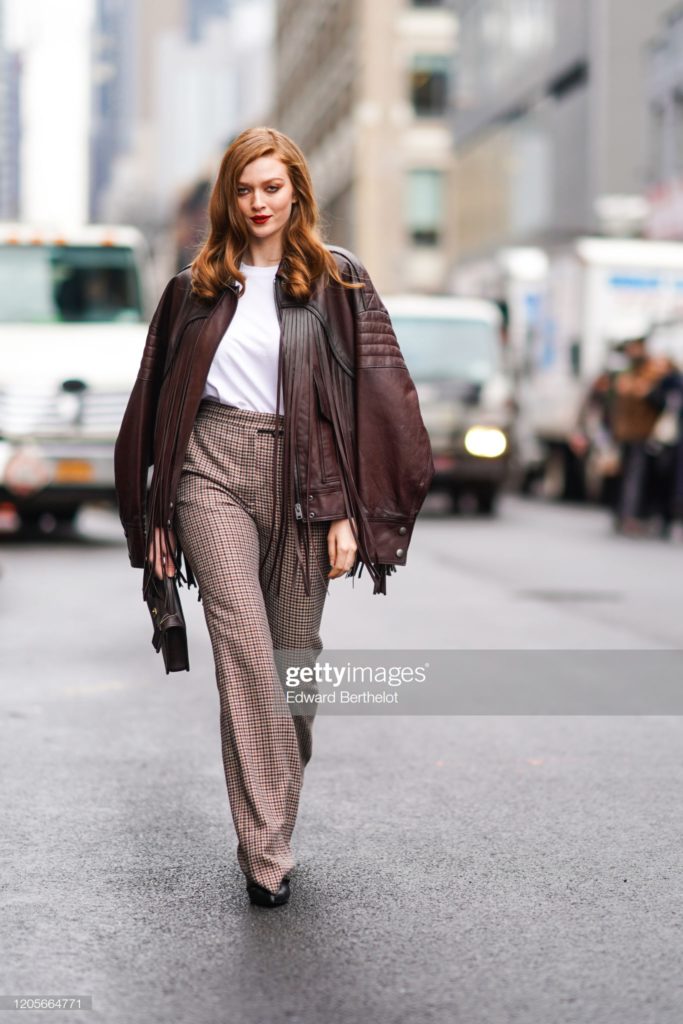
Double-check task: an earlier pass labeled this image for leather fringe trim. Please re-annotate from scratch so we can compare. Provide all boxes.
[346,559,397,596]
[258,304,394,597]
[142,329,200,605]
[260,305,331,599]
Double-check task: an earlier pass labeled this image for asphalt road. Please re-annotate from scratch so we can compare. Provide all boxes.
[1,495,682,1024]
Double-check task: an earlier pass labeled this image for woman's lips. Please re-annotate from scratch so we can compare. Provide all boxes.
[251,215,271,224]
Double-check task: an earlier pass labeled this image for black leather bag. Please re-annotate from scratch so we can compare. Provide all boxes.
[145,574,189,674]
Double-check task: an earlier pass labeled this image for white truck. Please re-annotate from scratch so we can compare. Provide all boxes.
[0,223,155,530]
[451,246,549,376]
[451,247,550,487]
[384,294,514,513]
[513,237,683,499]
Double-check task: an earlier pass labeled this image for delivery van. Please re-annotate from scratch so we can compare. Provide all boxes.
[0,223,154,530]
[384,294,515,513]
[516,236,683,499]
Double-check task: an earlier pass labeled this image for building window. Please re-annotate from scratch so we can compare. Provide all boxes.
[406,169,443,245]
[411,55,450,117]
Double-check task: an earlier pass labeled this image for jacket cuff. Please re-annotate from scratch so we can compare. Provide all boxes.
[365,518,414,566]
[123,520,147,568]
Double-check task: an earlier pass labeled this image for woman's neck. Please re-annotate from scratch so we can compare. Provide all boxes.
[244,249,282,267]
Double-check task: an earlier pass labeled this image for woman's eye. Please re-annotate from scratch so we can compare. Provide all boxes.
[237,186,281,194]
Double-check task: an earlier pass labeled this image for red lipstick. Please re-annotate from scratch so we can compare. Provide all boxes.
[251,215,271,224]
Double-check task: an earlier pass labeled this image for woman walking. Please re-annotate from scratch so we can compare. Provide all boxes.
[114,126,434,908]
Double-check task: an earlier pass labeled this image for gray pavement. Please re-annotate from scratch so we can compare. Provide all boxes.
[1,496,682,1024]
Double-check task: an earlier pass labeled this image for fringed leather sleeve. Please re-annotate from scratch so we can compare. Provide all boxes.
[113,277,177,568]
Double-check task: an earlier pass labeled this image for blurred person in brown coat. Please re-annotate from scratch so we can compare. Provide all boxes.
[609,335,672,535]
[571,335,673,531]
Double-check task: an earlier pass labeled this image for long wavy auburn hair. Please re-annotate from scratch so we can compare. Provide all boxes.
[190,126,364,303]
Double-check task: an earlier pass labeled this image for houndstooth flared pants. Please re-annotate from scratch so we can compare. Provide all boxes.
[173,398,331,894]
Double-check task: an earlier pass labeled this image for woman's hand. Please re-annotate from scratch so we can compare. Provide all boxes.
[327,518,357,579]
[147,526,178,579]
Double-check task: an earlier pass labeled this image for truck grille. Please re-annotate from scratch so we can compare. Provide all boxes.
[0,390,129,438]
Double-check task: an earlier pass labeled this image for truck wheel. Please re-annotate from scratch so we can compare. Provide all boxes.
[19,506,79,534]
[477,485,498,515]
[18,510,44,534]
[53,505,80,528]
[449,487,461,514]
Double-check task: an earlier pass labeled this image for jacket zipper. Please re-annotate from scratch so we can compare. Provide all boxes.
[294,461,303,520]
[274,275,303,520]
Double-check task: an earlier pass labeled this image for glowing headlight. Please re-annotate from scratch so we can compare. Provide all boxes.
[464,426,507,458]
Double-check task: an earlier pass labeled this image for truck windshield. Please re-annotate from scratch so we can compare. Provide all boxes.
[0,245,144,323]
[391,316,500,383]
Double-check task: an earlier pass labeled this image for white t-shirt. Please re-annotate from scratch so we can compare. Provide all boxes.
[201,262,284,413]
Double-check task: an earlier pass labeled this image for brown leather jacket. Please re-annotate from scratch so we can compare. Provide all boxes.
[114,245,434,597]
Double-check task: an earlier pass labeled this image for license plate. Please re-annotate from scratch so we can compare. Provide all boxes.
[54,459,94,482]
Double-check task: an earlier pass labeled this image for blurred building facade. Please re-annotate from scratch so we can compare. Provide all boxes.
[646,4,683,239]
[90,0,139,223]
[16,0,92,224]
[273,0,458,294]
[0,0,21,219]
[186,0,231,40]
[90,0,272,255]
[453,0,672,265]
[90,0,185,224]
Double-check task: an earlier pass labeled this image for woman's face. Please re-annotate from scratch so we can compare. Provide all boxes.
[235,155,297,254]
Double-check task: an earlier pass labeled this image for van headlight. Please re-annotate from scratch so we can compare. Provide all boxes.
[464,426,507,458]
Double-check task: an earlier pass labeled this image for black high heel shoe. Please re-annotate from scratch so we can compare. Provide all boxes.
[246,875,291,907]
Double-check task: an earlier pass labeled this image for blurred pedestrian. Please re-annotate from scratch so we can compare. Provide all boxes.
[645,363,683,536]
[608,335,669,535]
[114,127,434,908]
[570,364,621,508]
